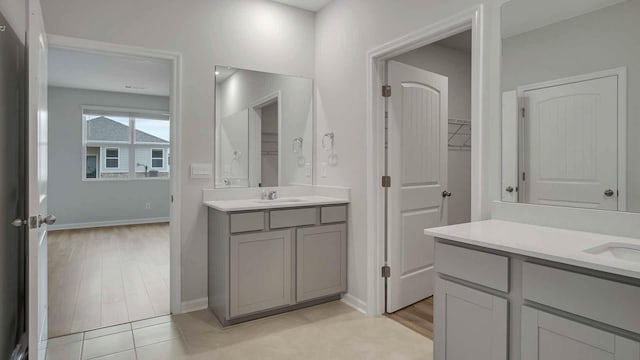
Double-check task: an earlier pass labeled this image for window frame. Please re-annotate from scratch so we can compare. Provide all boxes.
[104,147,120,169]
[81,106,171,181]
[150,148,165,169]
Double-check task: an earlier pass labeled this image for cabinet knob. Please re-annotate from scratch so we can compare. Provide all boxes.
[604,189,615,197]
[442,191,452,198]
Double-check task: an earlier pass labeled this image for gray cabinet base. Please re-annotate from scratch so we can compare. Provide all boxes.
[211,294,341,327]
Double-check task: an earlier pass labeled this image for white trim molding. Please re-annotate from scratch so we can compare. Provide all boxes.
[47,34,184,315]
[341,293,367,315]
[48,217,170,231]
[365,5,485,317]
[180,297,209,314]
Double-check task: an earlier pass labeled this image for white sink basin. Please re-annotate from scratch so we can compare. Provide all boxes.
[252,198,307,204]
[584,242,640,263]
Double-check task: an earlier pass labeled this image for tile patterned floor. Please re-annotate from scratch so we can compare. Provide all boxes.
[45,301,433,359]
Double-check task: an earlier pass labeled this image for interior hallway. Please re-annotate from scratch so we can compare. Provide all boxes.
[48,223,170,338]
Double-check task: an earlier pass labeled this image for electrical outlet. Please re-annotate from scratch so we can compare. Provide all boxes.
[145,203,151,209]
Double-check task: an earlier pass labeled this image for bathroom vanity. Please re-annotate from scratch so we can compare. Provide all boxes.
[205,196,349,325]
[426,220,640,360]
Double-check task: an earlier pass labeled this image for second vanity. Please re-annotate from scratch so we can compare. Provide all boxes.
[204,191,349,326]
[426,220,640,360]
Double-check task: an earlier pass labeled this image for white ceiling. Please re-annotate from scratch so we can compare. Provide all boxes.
[48,48,171,97]
[502,0,626,38]
[270,0,332,11]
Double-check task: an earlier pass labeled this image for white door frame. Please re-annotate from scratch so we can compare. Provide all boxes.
[516,67,627,211]
[249,91,282,187]
[46,34,184,314]
[365,5,485,316]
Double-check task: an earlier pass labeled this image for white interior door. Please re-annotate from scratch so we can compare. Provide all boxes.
[387,60,448,313]
[523,75,618,210]
[27,1,49,358]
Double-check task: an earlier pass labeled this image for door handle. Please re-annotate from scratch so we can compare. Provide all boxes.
[442,191,452,198]
[38,214,56,227]
[505,186,514,193]
[604,189,615,197]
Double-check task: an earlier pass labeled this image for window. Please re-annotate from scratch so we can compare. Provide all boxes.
[83,108,170,180]
[151,149,164,168]
[105,148,119,168]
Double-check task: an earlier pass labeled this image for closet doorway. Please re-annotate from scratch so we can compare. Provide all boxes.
[378,27,476,337]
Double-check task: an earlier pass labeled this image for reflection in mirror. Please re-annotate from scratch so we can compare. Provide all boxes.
[501,0,638,212]
[214,66,313,188]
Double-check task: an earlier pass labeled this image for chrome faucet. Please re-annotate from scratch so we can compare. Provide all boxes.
[268,190,278,200]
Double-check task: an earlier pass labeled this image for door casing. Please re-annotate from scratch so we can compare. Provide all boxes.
[365,5,485,317]
[44,34,184,316]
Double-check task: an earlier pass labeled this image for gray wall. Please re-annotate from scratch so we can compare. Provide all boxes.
[502,0,640,212]
[393,42,472,225]
[48,86,170,227]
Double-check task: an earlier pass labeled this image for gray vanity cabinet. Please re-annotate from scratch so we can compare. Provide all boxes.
[296,224,347,302]
[522,306,640,360]
[229,230,292,318]
[435,278,508,360]
[208,204,348,326]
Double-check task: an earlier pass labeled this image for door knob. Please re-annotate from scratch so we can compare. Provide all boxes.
[39,214,56,227]
[442,191,452,198]
[505,186,514,193]
[604,189,615,197]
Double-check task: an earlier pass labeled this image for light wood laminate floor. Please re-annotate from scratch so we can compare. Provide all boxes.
[48,223,170,338]
[386,296,434,339]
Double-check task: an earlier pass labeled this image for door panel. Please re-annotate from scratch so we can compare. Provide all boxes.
[387,60,448,312]
[524,76,618,210]
[521,306,640,360]
[229,230,292,317]
[434,278,508,360]
[27,1,48,358]
[0,10,27,360]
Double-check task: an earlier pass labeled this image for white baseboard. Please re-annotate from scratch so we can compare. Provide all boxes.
[49,217,170,231]
[341,293,367,315]
[180,297,208,313]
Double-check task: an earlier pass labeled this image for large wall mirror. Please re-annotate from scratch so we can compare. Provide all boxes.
[214,66,313,188]
[501,0,639,212]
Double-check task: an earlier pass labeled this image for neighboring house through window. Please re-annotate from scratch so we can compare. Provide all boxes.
[83,107,170,180]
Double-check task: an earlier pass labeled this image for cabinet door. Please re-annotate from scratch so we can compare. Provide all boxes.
[522,306,640,360]
[434,277,508,360]
[296,224,347,302]
[230,230,292,318]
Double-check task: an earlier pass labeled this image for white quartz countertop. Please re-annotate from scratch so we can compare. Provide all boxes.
[425,219,640,280]
[204,195,349,212]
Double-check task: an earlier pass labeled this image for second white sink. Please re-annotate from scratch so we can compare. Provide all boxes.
[584,242,640,263]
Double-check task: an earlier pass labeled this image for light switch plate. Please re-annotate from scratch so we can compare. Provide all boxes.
[191,163,212,179]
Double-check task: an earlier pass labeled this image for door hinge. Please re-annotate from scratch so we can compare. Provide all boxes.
[171,195,174,203]
[381,176,391,188]
[381,265,391,278]
[522,172,526,181]
[382,85,391,98]
[521,107,526,118]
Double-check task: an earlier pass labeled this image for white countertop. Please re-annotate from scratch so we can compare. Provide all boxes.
[204,195,349,212]
[425,219,640,280]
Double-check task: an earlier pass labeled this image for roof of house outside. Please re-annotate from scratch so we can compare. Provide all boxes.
[87,116,169,144]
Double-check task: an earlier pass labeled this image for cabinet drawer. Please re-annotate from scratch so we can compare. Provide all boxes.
[230,212,265,233]
[435,242,509,292]
[321,205,347,224]
[523,262,640,334]
[270,208,317,229]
